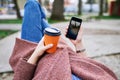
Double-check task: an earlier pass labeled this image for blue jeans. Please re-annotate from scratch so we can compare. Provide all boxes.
[21,0,50,43]
[21,0,81,80]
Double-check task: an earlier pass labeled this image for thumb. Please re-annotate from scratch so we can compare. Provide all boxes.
[43,44,53,51]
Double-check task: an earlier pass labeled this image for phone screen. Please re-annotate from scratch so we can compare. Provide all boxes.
[66,17,82,40]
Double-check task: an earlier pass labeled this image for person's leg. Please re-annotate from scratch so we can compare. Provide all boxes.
[21,0,50,43]
[21,1,82,80]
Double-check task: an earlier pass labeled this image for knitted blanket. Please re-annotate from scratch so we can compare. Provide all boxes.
[9,38,117,80]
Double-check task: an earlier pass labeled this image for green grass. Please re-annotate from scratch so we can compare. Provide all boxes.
[47,18,68,24]
[0,18,67,24]
[0,30,18,39]
[0,19,22,24]
[65,14,81,17]
[0,14,81,24]
[47,15,82,23]
[92,16,120,19]
[1,15,119,24]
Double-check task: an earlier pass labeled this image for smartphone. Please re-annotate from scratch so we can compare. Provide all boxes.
[66,17,82,40]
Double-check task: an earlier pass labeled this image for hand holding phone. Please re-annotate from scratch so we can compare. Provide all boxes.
[66,17,82,40]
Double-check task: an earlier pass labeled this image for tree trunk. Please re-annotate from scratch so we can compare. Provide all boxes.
[99,0,103,16]
[78,0,82,15]
[13,0,22,19]
[50,0,64,20]
[38,0,42,5]
[104,0,108,13]
[1,0,4,6]
[86,0,95,12]
[112,0,120,16]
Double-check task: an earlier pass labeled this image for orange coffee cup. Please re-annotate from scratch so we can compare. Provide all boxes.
[44,27,61,53]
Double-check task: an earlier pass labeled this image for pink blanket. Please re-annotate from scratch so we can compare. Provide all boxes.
[9,38,117,80]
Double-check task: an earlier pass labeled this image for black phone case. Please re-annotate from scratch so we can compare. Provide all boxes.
[66,17,82,40]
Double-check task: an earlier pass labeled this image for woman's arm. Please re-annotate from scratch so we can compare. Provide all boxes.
[67,27,86,56]
[13,38,53,80]
[27,37,53,64]
[13,58,36,80]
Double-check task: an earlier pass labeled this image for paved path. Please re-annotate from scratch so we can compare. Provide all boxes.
[0,14,17,20]
[0,32,20,72]
[0,24,21,30]
[0,20,120,79]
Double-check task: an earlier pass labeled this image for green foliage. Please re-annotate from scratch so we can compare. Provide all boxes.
[92,16,120,19]
[47,18,68,24]
[0,18,67,24]
[0,19,22,24]
[0,30,18,39]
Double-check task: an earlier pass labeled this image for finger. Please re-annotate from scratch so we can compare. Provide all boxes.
[64,26,68,36]
[77,27,83,39]
[43,44,53,51]
[65,25,68,29]
[78,26,83,34]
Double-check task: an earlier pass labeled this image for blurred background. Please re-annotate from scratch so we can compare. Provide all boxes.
[0,0,120,80]
[0,0,120,20]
